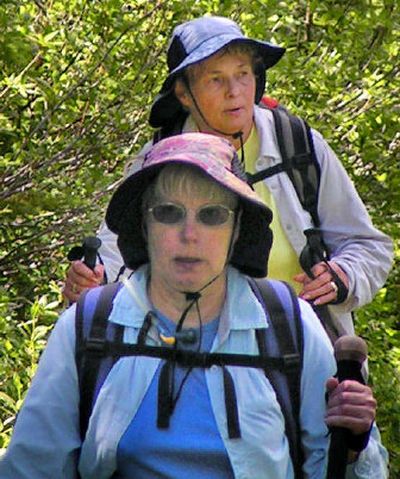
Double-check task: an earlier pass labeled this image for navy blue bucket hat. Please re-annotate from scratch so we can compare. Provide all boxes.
[149,16,285,129]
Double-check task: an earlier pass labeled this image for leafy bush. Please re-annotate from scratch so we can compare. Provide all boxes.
[1,0,399,474]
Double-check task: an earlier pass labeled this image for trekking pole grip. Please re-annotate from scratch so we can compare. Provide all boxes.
[327,336,368,479]
[82,236,102,271]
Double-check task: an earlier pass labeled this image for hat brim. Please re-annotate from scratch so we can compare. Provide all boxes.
[149,37,285,128]
[106,158,272,278]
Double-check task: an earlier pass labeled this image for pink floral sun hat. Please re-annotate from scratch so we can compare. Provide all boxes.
[106,132,273,278]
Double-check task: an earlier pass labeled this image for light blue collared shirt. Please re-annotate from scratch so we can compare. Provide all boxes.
[0,266,388,478]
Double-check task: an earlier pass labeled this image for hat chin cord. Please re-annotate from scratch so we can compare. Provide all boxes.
[175,210,240,333]
[156,216,239,431]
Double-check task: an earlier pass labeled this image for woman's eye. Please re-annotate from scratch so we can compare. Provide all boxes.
[212,77,221,83]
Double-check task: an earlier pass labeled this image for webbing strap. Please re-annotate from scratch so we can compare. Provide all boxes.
[76,282,122,440]
[77,340,298,371]
[222,366,241,439]
[270,107,320,227]
[247,163,285,184]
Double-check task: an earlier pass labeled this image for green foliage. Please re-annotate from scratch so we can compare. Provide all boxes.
[1,0,399,474]
[0,283,62,447]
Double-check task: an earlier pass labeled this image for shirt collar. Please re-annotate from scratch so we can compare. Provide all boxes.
[108,265,152,327]
[109,265,268,330]
[253,104,281,161]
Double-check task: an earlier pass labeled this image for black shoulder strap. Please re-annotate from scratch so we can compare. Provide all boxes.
[272,107,321,227]
[75,282,123,440]
[248,104,321,228]
[250,278,305,479]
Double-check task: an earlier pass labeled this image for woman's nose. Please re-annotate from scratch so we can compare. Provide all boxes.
[179,214,199,242]
[226,77,240,96]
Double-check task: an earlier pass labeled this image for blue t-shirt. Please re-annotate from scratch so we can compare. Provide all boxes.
[113,312,234,478]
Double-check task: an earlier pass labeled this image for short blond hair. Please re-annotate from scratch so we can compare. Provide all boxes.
[142,163,238,212]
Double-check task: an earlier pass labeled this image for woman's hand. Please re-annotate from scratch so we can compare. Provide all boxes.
[62,261,104,303]
[325,377,376,436]
[294,260,349,306]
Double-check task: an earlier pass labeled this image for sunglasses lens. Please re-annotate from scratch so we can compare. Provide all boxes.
[151,204,184,224]
[198,205,231,225]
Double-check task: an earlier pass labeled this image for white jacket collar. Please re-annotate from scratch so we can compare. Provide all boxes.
[253,104,281,161]
[183,105,281,162]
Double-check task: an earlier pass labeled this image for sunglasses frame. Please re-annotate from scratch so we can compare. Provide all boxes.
[148,202,235,227]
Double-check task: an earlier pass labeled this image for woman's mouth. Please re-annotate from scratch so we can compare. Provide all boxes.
[175,256,201,264]
[174,257,202,269]
[225,106,243,115]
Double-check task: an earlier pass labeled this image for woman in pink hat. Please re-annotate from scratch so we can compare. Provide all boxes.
[64,16,392,344]
[1,133,386,478]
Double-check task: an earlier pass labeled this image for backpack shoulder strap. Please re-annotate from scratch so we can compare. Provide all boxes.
[249,277,305,479]
[249,101,321,228]
[271,106,321,227]
[75,281,123,440]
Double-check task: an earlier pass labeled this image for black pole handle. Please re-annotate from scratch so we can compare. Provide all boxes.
[82,236,102,271]
[327,336,367,479]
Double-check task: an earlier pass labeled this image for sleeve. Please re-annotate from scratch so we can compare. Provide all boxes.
[312,131,393,310]
[97,220,125,282]
[0,307,81,479]
[346,423,389,479]
[298,299,336,478]
[297,300,389,478]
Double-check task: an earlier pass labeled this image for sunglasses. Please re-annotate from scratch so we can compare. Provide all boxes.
[148,202,235,226]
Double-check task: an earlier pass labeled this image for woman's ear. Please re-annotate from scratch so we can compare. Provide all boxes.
[174,79,191,109]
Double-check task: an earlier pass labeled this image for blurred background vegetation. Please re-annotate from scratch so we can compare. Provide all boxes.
[1,0,399,475]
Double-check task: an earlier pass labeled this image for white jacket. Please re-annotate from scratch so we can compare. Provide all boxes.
[96,106,393,335]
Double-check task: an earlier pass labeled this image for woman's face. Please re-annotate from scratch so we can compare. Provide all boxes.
[146,192,237,295]
[175,51,256,145]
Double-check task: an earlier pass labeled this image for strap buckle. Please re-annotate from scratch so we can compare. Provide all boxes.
[283,353,300,371]
[292,152,312,168]
[85,337,107,355]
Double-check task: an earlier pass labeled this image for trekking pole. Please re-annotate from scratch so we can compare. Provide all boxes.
[326,335,368,479]
[67,236,102,269]
[82,236,102,271]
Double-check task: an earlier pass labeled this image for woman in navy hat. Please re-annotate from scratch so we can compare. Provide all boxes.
[0,133,386,478]
[64,15,392,343]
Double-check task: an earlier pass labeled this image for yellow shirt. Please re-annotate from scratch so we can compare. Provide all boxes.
[243,126,302,293]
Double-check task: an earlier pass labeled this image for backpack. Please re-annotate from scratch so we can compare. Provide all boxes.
[75,278,305,478]
[250,99,348,340]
